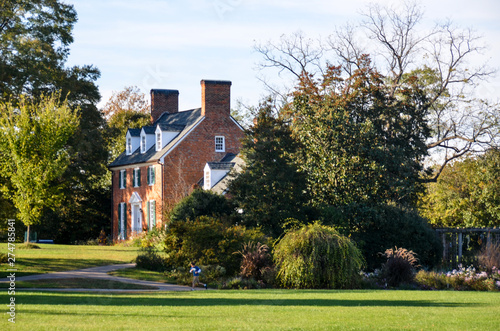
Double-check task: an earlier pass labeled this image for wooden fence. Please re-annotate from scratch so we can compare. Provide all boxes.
[435,228,500,269]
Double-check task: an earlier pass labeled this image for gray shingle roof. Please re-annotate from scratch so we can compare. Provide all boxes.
[127,128,141,137]
[109,108,203,168]
[142,126,156,134]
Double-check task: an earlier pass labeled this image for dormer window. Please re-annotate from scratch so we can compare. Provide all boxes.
[141,135,146,153]
[126,138,132,155]
[215,136,225,152]
[204,169,211,190]
[156,132,161,151]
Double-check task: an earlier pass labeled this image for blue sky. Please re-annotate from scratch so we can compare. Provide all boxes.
[66,0,500,110]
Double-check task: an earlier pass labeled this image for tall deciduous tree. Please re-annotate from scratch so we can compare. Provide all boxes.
[103,86,151,161]
[255,1,499,182]
[0,0,110,243]
[419,148,500,227]
[0,94,79,242]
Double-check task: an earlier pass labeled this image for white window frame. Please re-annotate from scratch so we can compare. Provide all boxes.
[204,169,211,190]
[215,136,225,152]
[141,135,146,153]
[119,170,126,189]
[133,168,141,187]
[156,132,162,151]
[148,200,156,230]
[147,166,155,186]
[126,137,132,155]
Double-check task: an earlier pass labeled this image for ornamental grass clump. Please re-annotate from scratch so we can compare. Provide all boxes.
[380,247,419,287]
[273,222,364,289]
[478,242,500,274]
[236,241,275,286]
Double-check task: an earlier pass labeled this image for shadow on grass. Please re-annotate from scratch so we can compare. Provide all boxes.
[0,258,133,278]
[0,292,482,308]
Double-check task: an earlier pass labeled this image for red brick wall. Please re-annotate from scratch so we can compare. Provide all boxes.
[111,163,163,240]
[161,115,244,214]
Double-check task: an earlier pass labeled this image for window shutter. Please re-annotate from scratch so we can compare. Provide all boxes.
[118,203,122,238]
[138,169,141,186]
[146,201,150,229]
[147,167,150,185]
[151,200,156,227]
[123,170,127,188]
[123,203,127,239]
[132,170,136,187]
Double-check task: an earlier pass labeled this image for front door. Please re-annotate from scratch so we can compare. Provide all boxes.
[132,204,142,234]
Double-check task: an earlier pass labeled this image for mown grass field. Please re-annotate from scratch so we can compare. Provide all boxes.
[0,243,139,278]
[1,289,500,330]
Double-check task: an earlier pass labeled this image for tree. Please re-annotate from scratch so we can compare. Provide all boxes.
[255,1,499,182]
[228,100,314,238]
[0,0,110,243]
[419,148,500,228]
[288,58,429,207]
[103,86,151,161]
[102,86,150,118]
[0,94,79,242]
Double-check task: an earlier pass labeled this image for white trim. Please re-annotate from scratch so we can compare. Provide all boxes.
[159,117,205,163]
[129,192,143,204]
[230,116,245,131]
[215,136,225,152]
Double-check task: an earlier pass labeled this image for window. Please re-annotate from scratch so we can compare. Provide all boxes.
[126,138,132,155]
[147,200,156,229]
[215,136,225,152]
[141,135,146,153]
[118,202,127,240]
[204,170,211,190]
[119,170,126,189]
[133,168,141,187]
[156,132,162,151]
[147,166,155,185]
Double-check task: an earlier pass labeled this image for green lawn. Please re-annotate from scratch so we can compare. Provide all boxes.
[1,290,499,330]
[0,244,139,278]
[0,278,156,289]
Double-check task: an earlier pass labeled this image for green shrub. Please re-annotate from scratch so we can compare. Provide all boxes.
[169,189,237,223]
[273,222,364,289]
[415,270,448,290]
[163,215,266,276]
[334,203,442,270]
[380,247,419,287]
[135,247,169,272]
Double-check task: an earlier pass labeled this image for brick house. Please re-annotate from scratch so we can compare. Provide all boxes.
[108,80,244,240]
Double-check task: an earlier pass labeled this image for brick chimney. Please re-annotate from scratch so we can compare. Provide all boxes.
[150,89,179,122]
[201,80,231,118]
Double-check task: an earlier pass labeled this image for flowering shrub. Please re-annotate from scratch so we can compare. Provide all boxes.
[415,264,500,291]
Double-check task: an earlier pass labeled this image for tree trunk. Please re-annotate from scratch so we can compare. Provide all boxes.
[26,224,30,243]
